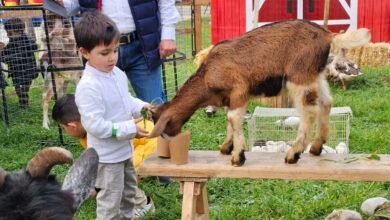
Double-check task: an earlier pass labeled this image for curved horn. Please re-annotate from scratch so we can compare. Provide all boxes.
[27,147,73,178]
[148,115,170,138]
[0,168,6,189]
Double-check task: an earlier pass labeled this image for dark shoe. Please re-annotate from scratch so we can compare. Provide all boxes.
[157,176,172,185]
[204,106,216,117]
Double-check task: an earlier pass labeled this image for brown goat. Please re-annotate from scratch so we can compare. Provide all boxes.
[149,20,371,166]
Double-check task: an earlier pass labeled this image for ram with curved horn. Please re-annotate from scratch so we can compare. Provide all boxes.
[0,147,98,219]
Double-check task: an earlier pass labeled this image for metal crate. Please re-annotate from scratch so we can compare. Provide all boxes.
[248,106,352,153]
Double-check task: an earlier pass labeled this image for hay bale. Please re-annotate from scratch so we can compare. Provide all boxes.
[332,43,390,68]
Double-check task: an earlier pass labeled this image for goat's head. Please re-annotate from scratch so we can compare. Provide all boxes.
[0,147,98,220]
[148,103,190,139]
[327,48,362,80]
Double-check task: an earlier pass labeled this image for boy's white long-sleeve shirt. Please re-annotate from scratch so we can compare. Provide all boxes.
[75,64,147,163]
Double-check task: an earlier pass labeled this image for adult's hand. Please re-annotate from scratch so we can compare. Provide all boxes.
[159,39,176,58]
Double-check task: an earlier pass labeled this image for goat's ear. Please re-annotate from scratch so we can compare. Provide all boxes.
[0,168,6,189]
[62,148,99,211]
[148,115,170,138]
[327,54,335,65]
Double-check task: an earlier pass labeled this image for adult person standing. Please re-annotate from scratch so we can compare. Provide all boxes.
[55,0,180,104]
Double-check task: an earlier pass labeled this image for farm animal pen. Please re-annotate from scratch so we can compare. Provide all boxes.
[0,2,210,145]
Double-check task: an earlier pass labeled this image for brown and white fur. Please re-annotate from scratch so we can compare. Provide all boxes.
[148,20,370,166]
[40,16,82,129]
[201,47,362,112]
[326,48,363,90]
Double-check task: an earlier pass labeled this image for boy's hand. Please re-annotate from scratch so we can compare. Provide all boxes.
[141,104,154,128]
[135,125,149,138]
[0,42,5,50]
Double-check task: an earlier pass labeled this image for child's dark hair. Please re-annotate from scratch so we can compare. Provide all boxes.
[4,17,25,33]
[74,12,120,51]
[52,94,80,124]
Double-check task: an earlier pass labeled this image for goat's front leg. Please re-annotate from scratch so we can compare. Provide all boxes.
[310,78,333,155]
[220,120,234,155]
[226,106,247,166]
[285,83,318,163]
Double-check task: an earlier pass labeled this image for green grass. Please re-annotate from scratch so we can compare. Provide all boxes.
[1,16,390,219]
[1,65,389,219]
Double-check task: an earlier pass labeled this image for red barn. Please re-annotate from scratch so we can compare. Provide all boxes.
[211,0,390,44]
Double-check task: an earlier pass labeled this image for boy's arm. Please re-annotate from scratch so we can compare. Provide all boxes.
[128,93,149,115]
[76,86,113,139]
[28,37,38,51]
[76,85,138,141]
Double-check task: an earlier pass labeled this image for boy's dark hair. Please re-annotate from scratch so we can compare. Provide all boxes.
[74,12,120,51]
[4,17,25,34]
[52,94,80,124]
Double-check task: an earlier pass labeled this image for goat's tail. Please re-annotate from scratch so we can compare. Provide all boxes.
[332,28,371,49]
[194,45,214,67]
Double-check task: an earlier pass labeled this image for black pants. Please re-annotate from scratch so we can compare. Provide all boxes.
[14,82,31,108]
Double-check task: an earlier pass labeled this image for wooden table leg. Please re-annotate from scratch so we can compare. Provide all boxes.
[195,182,209,220]
[181,181,197,220]
[177,178,209,220]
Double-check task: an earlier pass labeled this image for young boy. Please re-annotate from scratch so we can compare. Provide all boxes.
[0,17,38,108]
[74,12,151,219]
[52,94,156,219]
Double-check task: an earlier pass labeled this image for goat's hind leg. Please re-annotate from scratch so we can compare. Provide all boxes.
[42,87,53,130]
[309,78,332,156]
[285,82,318,164]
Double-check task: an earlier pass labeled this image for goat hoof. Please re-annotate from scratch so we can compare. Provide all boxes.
[309,140,324,156]
[231,150,246,167]
[42,122,50,130]
[220,143,234,155]
[285,151,301,164]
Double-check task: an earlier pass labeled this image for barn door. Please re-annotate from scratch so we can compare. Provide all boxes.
[247,0,358,32]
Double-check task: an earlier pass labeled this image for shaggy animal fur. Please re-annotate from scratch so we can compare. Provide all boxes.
[149,20,370,166]
[0,147,98,220]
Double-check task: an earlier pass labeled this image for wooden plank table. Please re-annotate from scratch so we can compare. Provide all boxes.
[138,151,390,220]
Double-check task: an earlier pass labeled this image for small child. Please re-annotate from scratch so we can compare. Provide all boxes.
[52,94,156,218]
[0,18,38,108]
[74,12,151,219]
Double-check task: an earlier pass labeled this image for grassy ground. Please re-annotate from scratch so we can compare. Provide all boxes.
[1,15,390,220]
[0,65,389,219]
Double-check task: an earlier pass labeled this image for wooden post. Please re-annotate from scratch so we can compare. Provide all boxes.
[194,0,203,53]
[323,0,330,30]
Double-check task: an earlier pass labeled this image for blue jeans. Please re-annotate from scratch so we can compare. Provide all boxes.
[117,40,166,104]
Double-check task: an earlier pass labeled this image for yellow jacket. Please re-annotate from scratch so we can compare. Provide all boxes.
[79,119,157,170]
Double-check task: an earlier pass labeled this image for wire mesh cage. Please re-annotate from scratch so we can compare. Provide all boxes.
[0,6,83,145]
[162,1,211,100]
[0,2,211,145]
[248,106,352,153]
